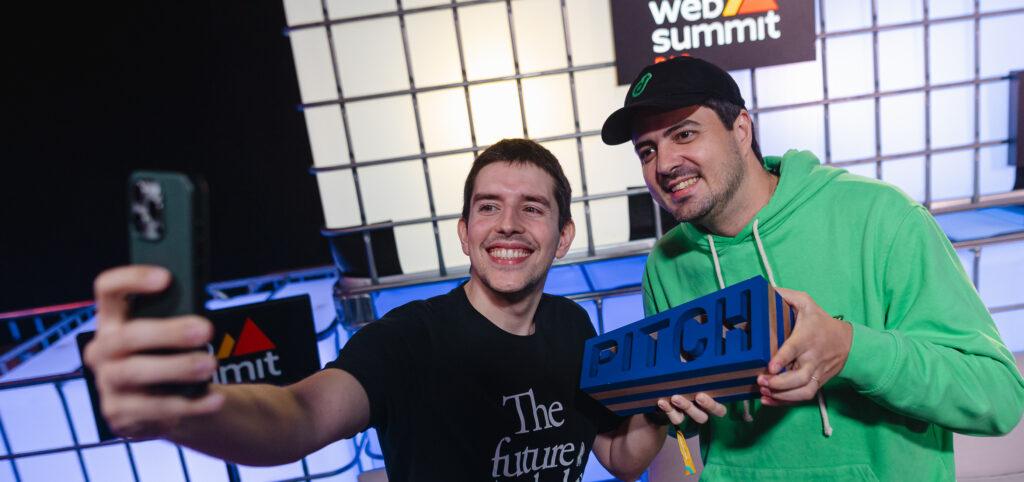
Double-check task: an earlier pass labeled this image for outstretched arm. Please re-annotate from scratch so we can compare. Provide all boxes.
[85,265,370,465]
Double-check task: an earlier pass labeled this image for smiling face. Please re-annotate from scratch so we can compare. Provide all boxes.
[458,161,574,301]
[632,105,756,232]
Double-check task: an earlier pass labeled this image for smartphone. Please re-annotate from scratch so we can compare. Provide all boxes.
[128,170,210,396]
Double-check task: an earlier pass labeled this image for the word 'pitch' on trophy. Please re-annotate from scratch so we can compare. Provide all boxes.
[580,276,794,416]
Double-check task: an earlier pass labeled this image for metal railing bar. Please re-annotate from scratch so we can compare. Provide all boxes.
[505,0,530,139]
[55,381,90,482]
[0,371,83,390]
[567,285,643,303]
[990,303,1024,314]
[283,0,506,33]
[316,0,378,285]
[396,0,448,277]
[817,7,1024,39]
[951,229,1024,250]
[297,61,616,111]
[177,446,192,482]
[334,241,653,296]
[284,3,1024,37]
[0,413,21,481]
[827,139,1009,168]
[320,187,650,236]
[451,0,482,162]
[751,75,1008,114]
[307,75,1006,174]
[923,0,934,207]
[206,266,337,299]
[0,308,93,376]
[309,129,602,173]
[0,301,95,322]
[871,0,882,180]
[560,0,597,256]
[930,189,1024,215]
[972,0,982,204]
[319,174,1020,238]
[125,441,141,482]
[819,0,832,164]
[0,437,157,462]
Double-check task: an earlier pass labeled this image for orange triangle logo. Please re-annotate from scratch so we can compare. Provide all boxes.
[738,0,779,15]
[216,333,235,359]
[724,0,779,16]
[232,318,276,356]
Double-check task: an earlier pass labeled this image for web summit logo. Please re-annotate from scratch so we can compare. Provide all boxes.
[608,0,813,84]
[211,318,283,384]
[650,0,781,55]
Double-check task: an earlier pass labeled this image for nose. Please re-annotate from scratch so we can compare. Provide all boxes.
[654,141,683,176]
[497,207,524,235]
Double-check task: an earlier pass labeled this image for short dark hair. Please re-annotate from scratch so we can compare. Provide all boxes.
[702,97,764,165]
[461,139,572,229]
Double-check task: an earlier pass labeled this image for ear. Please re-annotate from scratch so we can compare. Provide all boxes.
[732,110,753,152]
[458,217,470,255]
[554,219,575,259]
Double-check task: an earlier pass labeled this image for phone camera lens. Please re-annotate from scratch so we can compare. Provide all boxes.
[132,212,146,233]
[146,200,164,222]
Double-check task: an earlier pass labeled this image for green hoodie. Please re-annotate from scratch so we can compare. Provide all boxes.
[642,150,1024,481]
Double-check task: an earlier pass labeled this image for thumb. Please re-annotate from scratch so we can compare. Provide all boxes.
[769,335,800,374]
[773,286,808,314]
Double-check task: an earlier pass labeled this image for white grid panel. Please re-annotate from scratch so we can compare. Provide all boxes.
[283,0,1024,286]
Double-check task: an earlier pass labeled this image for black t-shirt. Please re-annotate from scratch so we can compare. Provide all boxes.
[327,285,621,481]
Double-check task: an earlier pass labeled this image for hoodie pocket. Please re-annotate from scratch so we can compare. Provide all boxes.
[700,463,880,482]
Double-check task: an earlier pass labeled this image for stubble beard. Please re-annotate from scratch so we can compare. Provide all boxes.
[669,141,746,226]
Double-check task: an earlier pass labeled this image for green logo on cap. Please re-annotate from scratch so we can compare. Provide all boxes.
[631,73,652,98]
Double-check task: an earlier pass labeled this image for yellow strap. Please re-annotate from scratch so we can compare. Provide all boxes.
[676,429,696,475]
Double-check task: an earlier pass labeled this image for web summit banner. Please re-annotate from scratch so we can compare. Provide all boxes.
[610,0,816,84]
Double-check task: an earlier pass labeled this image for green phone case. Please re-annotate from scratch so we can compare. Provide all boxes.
[128,171,210,317]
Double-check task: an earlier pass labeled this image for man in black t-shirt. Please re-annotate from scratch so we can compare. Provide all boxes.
[85,139,679,480]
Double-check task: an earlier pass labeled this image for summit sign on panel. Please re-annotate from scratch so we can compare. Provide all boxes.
[609,0,816,84]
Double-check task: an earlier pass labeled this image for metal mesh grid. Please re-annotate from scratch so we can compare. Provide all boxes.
[284,0,1024,285]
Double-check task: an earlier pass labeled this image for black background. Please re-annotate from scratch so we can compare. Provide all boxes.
[1,1,333,313]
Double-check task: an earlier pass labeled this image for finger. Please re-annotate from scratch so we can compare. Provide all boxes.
[87,316,212,362]
[104,390,225,438]
[99,352,217,390]
[671,394,714,424]
[119,316,213,354]
[767,336,799,374]
[759,395,797,407]
[760,382,819,403]
[94,266,171,327]
[693,393,727,418]
[759,365,813,392]
[657,398,689,426]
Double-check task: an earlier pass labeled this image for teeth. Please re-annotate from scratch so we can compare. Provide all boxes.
[490,248,529,259]
[671,177,698,192]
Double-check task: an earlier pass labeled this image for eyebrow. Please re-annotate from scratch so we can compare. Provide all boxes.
[472,192,552,207]
[634,118,702,152]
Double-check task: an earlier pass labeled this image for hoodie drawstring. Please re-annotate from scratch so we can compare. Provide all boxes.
[707,219,834,437]
[707,235,754,423]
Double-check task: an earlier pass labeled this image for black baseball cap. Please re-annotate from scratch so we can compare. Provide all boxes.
[601,56,746,145]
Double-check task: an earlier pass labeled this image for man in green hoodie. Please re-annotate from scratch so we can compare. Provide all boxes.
[601,56,1024,480]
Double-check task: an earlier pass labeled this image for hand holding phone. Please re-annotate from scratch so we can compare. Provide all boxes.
[83,266,224,439]
[128,171,211,397]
